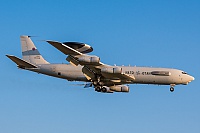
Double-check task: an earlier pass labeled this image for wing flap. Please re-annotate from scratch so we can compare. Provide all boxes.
[6,55,37,68]
[120,73,135,81]
[66,55,79,66]
[82,66,96,80]
[101,72,135,82]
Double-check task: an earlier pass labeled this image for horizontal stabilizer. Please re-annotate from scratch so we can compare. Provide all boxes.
[6,55,37,68]
[46,40,82,55]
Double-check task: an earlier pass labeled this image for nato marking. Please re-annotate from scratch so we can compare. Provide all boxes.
[125,71,152,75]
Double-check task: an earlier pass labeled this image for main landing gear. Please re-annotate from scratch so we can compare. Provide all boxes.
[95,86,101,92]
[95,86,107,93]
[170,84,175,92]
[94,75,106,92]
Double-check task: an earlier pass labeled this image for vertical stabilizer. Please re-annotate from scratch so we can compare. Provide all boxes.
[21,35,49,65]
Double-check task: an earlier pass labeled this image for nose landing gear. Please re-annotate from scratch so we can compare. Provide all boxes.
[170,87,174,92]
[170,84,175,92]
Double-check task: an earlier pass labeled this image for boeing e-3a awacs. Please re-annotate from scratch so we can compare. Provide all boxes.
[6,36,194,93]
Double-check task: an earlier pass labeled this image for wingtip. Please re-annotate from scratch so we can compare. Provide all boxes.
[46,40,52,43]
[6,55,16,59]
[46,40,62,45]
[46,40,54,45]
[6,54,12,57]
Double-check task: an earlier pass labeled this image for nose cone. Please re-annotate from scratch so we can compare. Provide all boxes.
[191,76,195,81]
[189,75,195,82]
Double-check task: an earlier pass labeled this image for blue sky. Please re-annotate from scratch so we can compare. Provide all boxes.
[0,0,200,133]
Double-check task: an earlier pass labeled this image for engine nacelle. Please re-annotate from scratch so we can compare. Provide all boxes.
[101,67,122,74]
[78,55,100,63]
[110,85,129,92]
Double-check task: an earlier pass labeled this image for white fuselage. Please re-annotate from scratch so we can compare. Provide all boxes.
[28,64,194,86]
[7,35,195,93]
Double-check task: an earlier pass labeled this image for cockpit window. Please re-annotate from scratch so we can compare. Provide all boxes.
[182,72,187,74]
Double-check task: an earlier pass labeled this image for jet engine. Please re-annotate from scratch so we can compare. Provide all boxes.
[110,85,129,92]
[78,55,100,63]
[101,67,122,74]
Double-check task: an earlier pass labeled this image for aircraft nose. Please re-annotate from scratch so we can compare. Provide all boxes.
[189,75,195,81]
[191,76,195,81]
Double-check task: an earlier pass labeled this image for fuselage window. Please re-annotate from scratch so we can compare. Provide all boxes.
[182,72,187,74]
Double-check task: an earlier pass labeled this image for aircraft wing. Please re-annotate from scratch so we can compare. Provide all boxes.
[82,65,135,85]
[103,73,135,81]
[47,41,82,55]
[47,40,135,84]
[47,40,103,66]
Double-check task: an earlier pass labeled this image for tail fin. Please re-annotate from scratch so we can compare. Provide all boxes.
[21,35,49,65]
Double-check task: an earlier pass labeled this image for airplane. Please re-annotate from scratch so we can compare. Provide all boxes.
[6,35,195,93]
